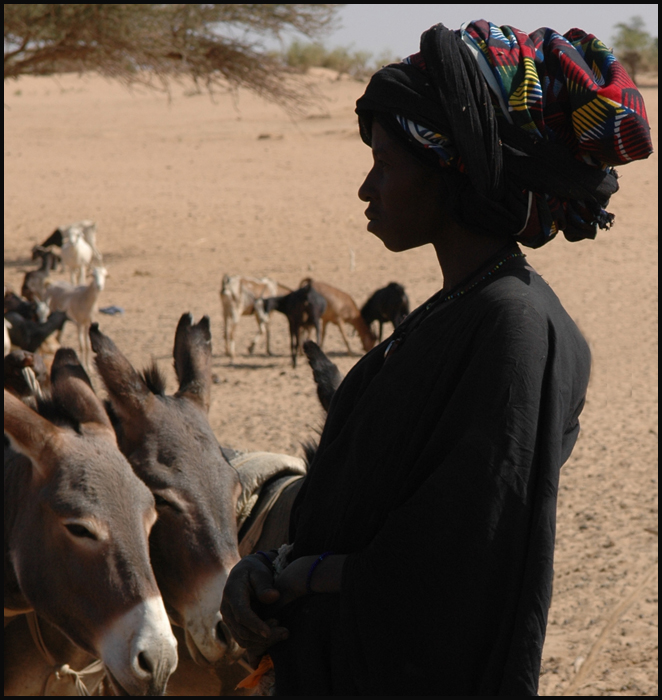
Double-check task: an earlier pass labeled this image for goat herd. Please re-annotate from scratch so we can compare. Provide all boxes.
[221,273,410,368]
[4,220,411,696]
[5,219,411,372]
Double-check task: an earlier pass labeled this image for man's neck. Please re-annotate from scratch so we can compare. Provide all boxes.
[433,226,514,292]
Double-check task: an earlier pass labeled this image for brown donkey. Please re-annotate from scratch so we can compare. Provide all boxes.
[4,349,177,695]
[90,314,244,668]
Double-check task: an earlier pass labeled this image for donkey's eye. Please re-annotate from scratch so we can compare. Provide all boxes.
[65,523,97,540]
[154,494,174,510]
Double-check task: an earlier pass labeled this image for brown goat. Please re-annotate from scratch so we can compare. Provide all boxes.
[300,278,376,355]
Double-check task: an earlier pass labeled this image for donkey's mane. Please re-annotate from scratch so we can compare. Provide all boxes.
[300,439,317,471]
[141,361,167,396]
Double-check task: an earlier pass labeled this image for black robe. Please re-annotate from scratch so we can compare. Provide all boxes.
[270,260,591,695]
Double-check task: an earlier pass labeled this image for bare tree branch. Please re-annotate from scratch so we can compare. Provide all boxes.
[4,4,343,109]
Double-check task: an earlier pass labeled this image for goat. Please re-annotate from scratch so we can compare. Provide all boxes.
[61,227,101,284]
[259,284,327,368]
[220,274,291,362]
[4,291,49,324]
[37,219,99,253]
[4,310,68,353]
[300,278,377,355]
[44,266,108,367]
[31,244,62,267]
[21,250,61,301]
[4,292,50,323]
[360,282,410,343]
[36,220,102,284]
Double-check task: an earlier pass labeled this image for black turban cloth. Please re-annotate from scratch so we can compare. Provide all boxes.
[355,22,653,248]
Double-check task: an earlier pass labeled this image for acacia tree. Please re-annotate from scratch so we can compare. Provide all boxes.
[4,4,342,107]
[611,15,656,84]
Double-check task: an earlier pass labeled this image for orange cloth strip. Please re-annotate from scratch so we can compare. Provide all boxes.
[236,654,274,690]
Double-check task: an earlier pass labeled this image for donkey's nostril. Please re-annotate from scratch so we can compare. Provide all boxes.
[137,651,153,675]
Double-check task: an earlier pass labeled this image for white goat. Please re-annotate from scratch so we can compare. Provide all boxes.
[61,226,103,285]
[70,220,100,255]
[220,275,291,362]
[46,220,100,254]
[37,220,102,284]
[44,266,108,368]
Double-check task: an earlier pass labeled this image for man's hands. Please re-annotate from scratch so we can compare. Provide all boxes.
[272,555,317,608]
[220,554,288,656]
[221,551,347,655]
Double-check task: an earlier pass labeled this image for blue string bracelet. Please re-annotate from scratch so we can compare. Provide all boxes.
[255,550,275,573]
[306,551,333,595]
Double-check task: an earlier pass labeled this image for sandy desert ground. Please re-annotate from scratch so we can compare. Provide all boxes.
[4,69,658,696]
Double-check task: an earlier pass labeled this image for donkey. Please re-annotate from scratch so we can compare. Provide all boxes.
[4,349,177,695]
[90,315,245,668]
[302,339,343,412]
[91,315,310,694]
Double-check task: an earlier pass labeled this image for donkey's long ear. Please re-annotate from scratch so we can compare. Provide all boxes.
[303,340,343,413]
[4,390,61,479]
[50,348,112,430]
[90,323,152,421]
[173,313,212,412]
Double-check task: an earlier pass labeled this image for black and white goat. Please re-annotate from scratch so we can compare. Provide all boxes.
[258,284,327,368]
[4,310,68,354]
[4,291,50,324]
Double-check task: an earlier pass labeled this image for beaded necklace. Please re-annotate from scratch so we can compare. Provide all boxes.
[427,250,525,307]
[384,247,526,360]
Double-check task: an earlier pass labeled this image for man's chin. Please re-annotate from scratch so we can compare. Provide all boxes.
[367,222,410,252]
[367,220,389,240]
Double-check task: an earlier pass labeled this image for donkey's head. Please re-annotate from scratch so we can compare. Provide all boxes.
[4,349,177,695]
[91,314,243,665]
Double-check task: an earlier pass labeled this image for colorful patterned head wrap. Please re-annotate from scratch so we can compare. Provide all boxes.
[356,21,653,248]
